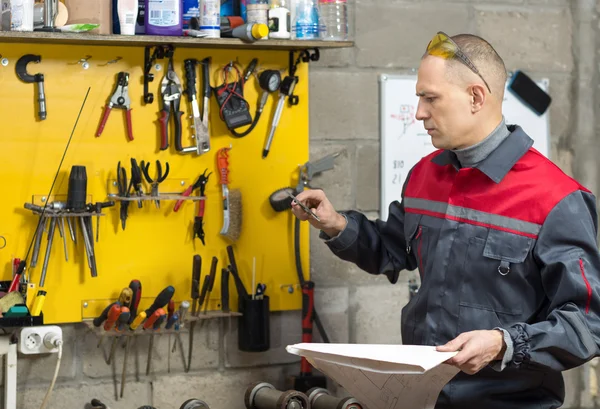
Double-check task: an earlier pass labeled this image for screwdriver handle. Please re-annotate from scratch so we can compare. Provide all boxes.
[118,287,133,307]
[178,300,190,324]
[145,286,175,317]
[166,312,179,330]
[167,299,175,321]
[221,268,230,313]
[94,302,117,327]
[104,304,122,331]
[115,307,130,332]
[208,256,218,292]
[153,313,166,330]
[130,311,146,330]
[128,280,142,324]
[143,308,164,330]
[191,255,201,299]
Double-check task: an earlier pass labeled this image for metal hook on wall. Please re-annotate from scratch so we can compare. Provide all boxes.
[0,54,8,67]
[99,56,123,66]
[69,55,92,69]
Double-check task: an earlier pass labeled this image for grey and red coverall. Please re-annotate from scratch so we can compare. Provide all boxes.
[322,126,600,408]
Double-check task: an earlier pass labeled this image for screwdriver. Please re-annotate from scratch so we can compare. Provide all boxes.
[145,286,175,317]
[167,300,175,373]
[108,307,130,365]
[173,300,189,353]
[221,267,230,313]
[145,308,165,376]
[118,287,133,307]
[98,303,121,348]
[128,280,142,324]
[191,255,201,316]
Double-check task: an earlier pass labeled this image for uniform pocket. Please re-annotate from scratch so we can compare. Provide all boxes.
[404,214,427,275]
[461,229,533,316]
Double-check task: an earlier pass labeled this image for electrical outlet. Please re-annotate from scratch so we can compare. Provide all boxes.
[19,326,63,355]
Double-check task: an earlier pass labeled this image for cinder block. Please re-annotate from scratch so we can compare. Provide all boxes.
[152,367,285,409]
[17,324,79,386]
[309,71,379,141]
[474,7,573,72]
[310,227,391,287]
[313,286,350,344]
[473,0,524,3]
[81,320,219,379]
[544,74,573,148]
[225,311,302,367]
[18,380,152,409]
[308,144,354,210]
[563,366,583,408]
[313,0,356,68]
[355,1,470,69]
[356,143,380,212]
[526,0,569,5]
[353,282,411,344]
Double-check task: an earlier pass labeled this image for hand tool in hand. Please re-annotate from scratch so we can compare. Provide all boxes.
[221,267,230,313]
[15,54,46,120]
[287,191,320,222]
[262,75,297,159]
[145,307,166,375]
[141,160,170,208]
[174,170,212,244]
[96,72,134,141]
[160,57,184,151]
[183,57,212,154]
[130,158,144,208]
[217,147,242,242]
[117,161,132,230]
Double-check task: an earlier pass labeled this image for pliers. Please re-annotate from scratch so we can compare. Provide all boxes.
[130,158,144,208]
[117,161,131,231]
[96,72,134,141]
[174,169,212,244]
[141,160,170,208]
[159,58,184,152]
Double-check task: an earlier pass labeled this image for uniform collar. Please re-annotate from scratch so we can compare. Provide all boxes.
[431,125,534,183]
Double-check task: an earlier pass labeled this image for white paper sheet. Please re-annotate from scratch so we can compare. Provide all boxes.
[286,343,460,409]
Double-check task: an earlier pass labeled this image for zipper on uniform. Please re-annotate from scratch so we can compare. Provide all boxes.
[406,226,423,254]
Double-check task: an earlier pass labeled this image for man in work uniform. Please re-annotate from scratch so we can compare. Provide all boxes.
[291,32,600,409]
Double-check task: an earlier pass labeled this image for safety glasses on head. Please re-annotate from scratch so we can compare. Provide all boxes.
[426,31,492,94]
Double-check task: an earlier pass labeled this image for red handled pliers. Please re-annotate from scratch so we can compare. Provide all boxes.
[174,169,212,244]
[96,72,134,141]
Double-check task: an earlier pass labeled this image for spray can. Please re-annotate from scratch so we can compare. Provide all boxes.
[199,0,220,38]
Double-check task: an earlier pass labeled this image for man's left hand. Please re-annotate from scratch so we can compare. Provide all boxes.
[436,330,506,375]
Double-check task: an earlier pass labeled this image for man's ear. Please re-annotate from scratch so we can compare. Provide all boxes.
[470,84,486,113]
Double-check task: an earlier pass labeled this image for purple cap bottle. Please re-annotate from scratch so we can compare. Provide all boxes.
[145,0,184,36]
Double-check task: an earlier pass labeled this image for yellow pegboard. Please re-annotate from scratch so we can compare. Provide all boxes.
[0,41,310,324]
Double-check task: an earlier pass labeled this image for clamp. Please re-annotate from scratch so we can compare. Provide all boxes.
[96,72,134,141]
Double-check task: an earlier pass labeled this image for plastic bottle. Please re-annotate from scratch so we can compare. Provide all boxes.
[118,0,139,35]
[145,0,183,36]
[268,0,289,39]
[290,0,319,40]
[11,0,34,31]
[198,0,220,37]
[246,0,268,26]
[318,0,346,41]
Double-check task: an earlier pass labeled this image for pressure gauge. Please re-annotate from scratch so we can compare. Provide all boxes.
[259,70,282,93]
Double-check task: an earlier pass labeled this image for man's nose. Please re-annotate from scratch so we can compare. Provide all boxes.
[415,101,428,121]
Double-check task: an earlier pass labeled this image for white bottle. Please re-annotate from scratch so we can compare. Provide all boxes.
[11,0,34,31]
[118,0,139,35]
[268,0,290,39]
[318,0,347,41]
[199,0,220,38]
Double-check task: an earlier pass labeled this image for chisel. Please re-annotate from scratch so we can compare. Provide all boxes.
[221,267,230,313]
[167,300,175,373]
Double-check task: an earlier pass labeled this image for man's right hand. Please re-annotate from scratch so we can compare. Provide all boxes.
[290,189,347,238]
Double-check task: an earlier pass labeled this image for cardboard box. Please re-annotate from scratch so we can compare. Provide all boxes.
[1,0,11,31]
[64,0,111,34]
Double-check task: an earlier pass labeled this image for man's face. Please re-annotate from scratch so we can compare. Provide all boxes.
[415,56,475,150]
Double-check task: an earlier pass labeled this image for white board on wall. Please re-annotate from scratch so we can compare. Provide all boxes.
[379,74,550,221]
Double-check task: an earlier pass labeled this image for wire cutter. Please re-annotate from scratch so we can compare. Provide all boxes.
[159,58,184,151]
[141,160,170,208]
[174,169,212,244]
[117,161,131,231]
[96,72,134,141]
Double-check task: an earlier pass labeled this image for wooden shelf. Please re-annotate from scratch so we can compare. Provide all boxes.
[0,31,354,50]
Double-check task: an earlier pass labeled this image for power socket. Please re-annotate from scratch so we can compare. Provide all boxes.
[19,326,63,355]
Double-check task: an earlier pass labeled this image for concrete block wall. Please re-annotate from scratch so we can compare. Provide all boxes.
[14,0,600,408]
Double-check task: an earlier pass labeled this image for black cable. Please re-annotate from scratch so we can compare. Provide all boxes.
[22,88,91,265]
[229,110,262,138]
